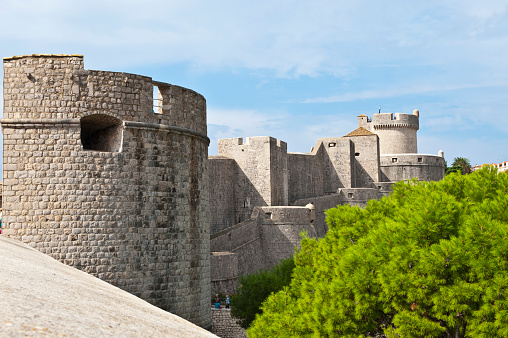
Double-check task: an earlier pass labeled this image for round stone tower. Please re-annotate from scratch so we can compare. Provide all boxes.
[358,109,419,155]
[1,54,211,328]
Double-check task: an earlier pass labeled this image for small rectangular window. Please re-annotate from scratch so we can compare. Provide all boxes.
[392,158,398,163]
[355,152,360,156]
[418,157,422,163]
[348,193,353,198]
[329,142,336,147]
[153,85,162,114]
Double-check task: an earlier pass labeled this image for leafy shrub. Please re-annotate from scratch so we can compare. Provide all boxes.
[249,167,508,338]
[230,256,295,329]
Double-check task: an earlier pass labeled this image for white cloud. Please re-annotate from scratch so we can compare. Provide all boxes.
[2,1,507,78]
[303,82,508,104]
[207,106,358,155]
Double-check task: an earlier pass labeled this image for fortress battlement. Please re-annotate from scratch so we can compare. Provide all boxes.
[2,54,211,328]
[357,109,420,155]
[358,111,419,130]
[3,54,207,138]
[218,136,287,157]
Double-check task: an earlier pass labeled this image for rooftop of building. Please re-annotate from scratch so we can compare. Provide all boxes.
[343,126,376,137]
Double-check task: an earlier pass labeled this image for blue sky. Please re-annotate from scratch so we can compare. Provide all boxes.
[1,0,507,170]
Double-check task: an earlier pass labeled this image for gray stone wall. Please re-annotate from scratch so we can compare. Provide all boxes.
[1,54,211,328]
[259,206,315,268]
[217,137,270,224]
[380,154,446,182]
[359,112,419,155]
[287,148,325,204]
[209,157,236,234]
[210,252,238,296]
[210,205,315,280]
[211,309,247,338]
[320,137,355,191]
[269,139,288,206]
[346,134,380,188]
[210,211,264,277]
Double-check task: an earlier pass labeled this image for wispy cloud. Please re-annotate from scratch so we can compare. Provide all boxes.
[303,81,508,103]
[2,1,507,78]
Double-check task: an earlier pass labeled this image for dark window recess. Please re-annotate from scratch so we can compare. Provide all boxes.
[81,114,123,152]
[418,157,422,163]
[355,152,360,156]
[329,142,336,147]
[348,193,353,198]
[392,158,398,163]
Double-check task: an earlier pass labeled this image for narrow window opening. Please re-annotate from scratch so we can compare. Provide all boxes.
[418,157,422,163]
[265,212,272,219]
[392,158,398,163]
[329,142,336,147]
[355,152,360,156]
[153,85,162,114]
[80,114,123,152]
[348,193,353,198]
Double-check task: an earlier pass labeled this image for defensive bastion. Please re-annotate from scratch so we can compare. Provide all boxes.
[1,54,211,328]
[208,109,446,296]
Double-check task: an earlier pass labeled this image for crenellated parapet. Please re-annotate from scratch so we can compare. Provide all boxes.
[1,54,211,328]
[3,54,207,137]
[358,109,420,155]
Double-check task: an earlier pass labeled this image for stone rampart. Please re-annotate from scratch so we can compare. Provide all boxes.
[287,149,324,203]
[258,206,316,268]
[359,112,419,155]
[1,54,211,328]
[210,252,238,296]
[209,156,237,234]
[211,210,264,277]
[380,154,446,182]
[344,133,380,188]
[210,204,315,296]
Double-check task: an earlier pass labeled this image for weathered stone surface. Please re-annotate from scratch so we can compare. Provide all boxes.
[211,308,247,338]
[1,54,211,328]
[0,236,217,337]
[209,110,445,302]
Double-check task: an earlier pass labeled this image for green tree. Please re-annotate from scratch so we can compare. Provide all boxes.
[452,157,472,175]
[248,167,508,338]
[230,256,295,329]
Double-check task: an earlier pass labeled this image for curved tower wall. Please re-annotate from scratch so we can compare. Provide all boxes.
[359,112,419,155]
[1,55,211,328]
[380,154,445,182]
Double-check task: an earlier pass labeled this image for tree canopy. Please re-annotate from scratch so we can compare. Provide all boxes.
[452,157,472,175]
[248,167,508,338]
[230,256,295,329]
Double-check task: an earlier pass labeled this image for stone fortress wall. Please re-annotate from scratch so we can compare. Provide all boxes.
[358,110,419,154]
[1,55,211,328]
[209,110,446,296]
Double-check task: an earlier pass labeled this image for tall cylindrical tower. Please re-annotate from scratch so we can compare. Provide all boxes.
[1,54,211,328]
[358,110,419,155]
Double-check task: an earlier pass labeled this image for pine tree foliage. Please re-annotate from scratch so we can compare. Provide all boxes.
[248,167,508,337]
[230,256,295,329]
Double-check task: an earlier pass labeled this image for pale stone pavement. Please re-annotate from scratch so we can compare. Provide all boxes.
[0,236,217,337]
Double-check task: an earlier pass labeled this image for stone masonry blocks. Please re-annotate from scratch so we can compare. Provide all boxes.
[1,54,211,328]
